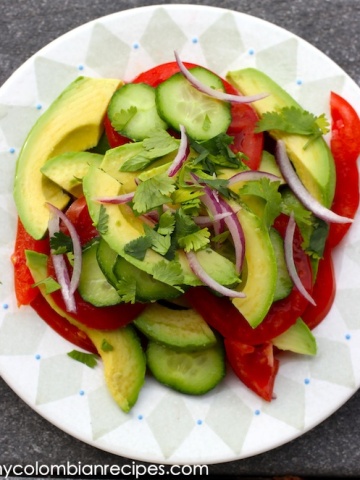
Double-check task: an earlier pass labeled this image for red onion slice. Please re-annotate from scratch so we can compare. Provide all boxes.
[194,211,232,226]
[47,204,78,313]
[228,170,282,186]
[284,213,316,306]
[217,198,245,274]
[167,124,189,177]
[276,140,353,224]
[95,192,135,205]
[200,186,224,235]
[186,250,245,298]
[174,51,268,104]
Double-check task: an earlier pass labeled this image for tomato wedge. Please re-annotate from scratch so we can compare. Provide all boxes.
[31,293,97,354]
[63,196,99,245]
[185,214,313,345]
[328,92,360,247]
[224,340,279,401]
[302,245,336,330]
[12,218,50,306]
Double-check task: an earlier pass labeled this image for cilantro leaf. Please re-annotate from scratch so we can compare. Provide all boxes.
[143,223,171,256]
[132,172,176,214]
[255,106,330,145]
[32,276,61,294]
[50,231,73,254]
[67,350,98,368]
[116,277,137,303]
[96,205,109,235]
[239,178,282,227]
[124,235,152,260]
[111,106,137,132]
[120,130,179,172]
[178,228,211,252]
[174,208,210,252]
[157,211,175,235]
[152,260,184,288]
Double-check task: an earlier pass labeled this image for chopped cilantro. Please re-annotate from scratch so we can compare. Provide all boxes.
[143,224,171,256]
[50,231,73,254]
[157,211,176,235]
[239,178,282,227]
[124,235,152,260]
[67,350,98,368]
[152,260,184,288]
[110,106,137,132]
[116,277,137,303]
[255,106,329,146]
[96,205,109,235]
[120,130,179,172]
[132,172,176,214]
[101,339,114,352]
[174,208,210,252]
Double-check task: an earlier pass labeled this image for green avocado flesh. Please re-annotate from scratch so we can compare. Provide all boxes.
[226,68,336,208]
[14,76,122,239]
[25,250,146,412]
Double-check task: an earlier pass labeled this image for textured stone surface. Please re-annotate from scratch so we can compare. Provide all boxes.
[1,0,360,476]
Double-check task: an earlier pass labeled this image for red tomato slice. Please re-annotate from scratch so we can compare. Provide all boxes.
[302,245,336,330]
[328,92,360,247]
[224,339,279,401]
[31,293,97,354]
[223,81,263,170]
[185,214,313,345]
[11,218,50,306]
[63,196,99,245]
[104,113,131,149]
[132,61,198,87]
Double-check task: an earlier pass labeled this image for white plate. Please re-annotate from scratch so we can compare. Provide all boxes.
[1,4,360,465]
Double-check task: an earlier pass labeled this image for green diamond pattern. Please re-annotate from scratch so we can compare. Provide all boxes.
[205,386,253,454]
[147,391,195,458]
[0,311,46,355]
[85,22,131,78]
[88,385,129,440]
[0,104,40,148]
[256,38,298,86]
[36,354,83,404]
[200,12,244,73]
[310,337,356,388]
[140,9,187,65]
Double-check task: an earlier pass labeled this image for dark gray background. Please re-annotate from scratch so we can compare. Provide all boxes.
[1,0,360,478]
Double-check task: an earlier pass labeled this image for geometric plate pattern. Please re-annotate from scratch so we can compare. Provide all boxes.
[1,4,360,465]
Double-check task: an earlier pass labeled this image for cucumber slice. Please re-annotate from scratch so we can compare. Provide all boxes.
[78,240,121,306]
[146,339,225,395]
[96,238,118,288]
[156,67,231,141]
[269,227,293,301]
[113,256,181,302]
[107,83,168,141]
[134,302,217,350]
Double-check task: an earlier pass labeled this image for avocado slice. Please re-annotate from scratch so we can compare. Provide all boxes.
[25,250,146,412]
[226,68,336,208]
[40,151,103,198]
[232,205,277,328]
[272,317,317,355]
[14,76,122,240]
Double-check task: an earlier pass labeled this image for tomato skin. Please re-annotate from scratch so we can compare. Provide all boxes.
[104,113,131,149]
[132,61,198,87]
[63,196,99,245]
[12,218,50,306]
[225,339,279,401]
[185,215,313,345]
[30,293,97,354]
[328,92,360,247]
[302,245,336,330]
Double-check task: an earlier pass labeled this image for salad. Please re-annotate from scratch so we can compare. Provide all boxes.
[12,52,360,412]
